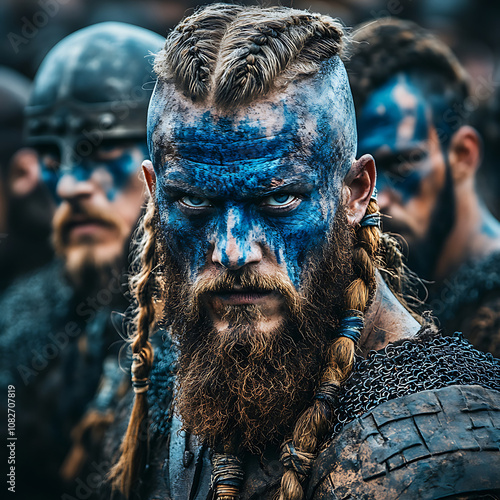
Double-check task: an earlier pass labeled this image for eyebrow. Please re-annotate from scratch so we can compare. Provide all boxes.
[161,179,315,199]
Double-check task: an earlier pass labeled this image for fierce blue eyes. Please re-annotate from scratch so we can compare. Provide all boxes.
[261,193,297,207]
[180,196,212,208]
[177,194,301,212]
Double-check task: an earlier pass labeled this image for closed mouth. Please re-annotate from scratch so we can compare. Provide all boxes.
[65,217,114,232]
[209,286,276,306]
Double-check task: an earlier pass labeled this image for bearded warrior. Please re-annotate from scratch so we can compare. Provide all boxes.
[347,19,500,357]
[103,5,500,499]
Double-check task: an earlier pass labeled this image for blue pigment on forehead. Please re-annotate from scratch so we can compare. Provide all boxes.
[358,74,429,156]
[148,57,357,288]
[357,73,430,202]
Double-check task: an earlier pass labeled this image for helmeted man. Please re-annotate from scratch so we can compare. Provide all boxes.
[347,19,500,357]
[102,5,500,500]
[0,22,163,499]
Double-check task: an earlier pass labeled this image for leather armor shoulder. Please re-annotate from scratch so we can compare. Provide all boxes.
[308,385,500,500]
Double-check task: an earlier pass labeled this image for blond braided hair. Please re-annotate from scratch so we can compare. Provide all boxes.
[154,3,344,108]
[278,199,380,500]
[108,197,159,496]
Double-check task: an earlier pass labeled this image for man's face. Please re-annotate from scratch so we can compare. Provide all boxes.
[357,73,453,276]
[149,62,356,338]
[39,139,147,285]
[147,61,359,449]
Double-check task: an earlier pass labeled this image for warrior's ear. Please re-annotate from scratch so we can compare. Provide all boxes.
[344,154,376,225]
[448,125,482,184]
[142,160,156,196]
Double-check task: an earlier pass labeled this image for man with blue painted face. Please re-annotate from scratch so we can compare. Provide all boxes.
[0,23,163,499]
[101,6,500,500]
[347,19,500,357]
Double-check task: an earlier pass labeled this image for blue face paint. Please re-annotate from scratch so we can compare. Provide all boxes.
[148,57,357,289]
[357,73,431,203]
[39,141,149,202]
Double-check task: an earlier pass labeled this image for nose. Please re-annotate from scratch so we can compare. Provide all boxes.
[56,170,95,201]
[211,209,263,270]
[375,174,402,212]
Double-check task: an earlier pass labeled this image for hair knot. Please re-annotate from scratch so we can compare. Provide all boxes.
[252,34,267,45]
[335,310,365,344]
[258,26,278,38]
[211,453,244,499]
[314,381,340,415]
[131,344,154,393]
[280,441,315,478]
[248,42,260,54]
[360,212,381,228]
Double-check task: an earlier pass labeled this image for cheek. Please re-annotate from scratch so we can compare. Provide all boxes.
[411,156,446,210]
[157,198,214,279]
[279,224,329,288]
[274,197,336,288]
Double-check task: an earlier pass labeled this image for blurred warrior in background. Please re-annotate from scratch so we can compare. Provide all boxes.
[0,23,163,499]
[99,5,500,500]
[348,19,500,356]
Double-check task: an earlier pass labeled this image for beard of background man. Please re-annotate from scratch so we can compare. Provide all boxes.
[156,203,356,453]
[52,202,130,295]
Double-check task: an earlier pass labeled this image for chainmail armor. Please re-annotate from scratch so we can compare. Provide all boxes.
[331,328,500,437]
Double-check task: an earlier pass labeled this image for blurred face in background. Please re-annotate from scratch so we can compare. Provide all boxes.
[357,72,454,278]
[39,139,147,287]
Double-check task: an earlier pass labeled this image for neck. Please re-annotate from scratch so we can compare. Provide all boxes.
[359,271,421,355]
[434,178,500,281]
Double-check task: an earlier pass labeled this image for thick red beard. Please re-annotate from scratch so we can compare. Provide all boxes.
[175,317,326,452]
[156,206,354,453]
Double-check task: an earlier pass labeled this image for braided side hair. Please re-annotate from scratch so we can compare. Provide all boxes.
[108,197,158,496]
[278,199,380,500]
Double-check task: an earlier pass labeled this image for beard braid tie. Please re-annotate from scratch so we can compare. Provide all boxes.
[131,352,151,394]
[280,441,315,480]
[359,211,381,228]
[314,381,341,419]
[335,310,365,344]
[210,454,244,499]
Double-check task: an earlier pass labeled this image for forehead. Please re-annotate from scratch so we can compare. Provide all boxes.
[358,73,431,157]
[148,58,357,197]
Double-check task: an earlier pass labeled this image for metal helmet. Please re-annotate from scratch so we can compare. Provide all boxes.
[25,22,164,168]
